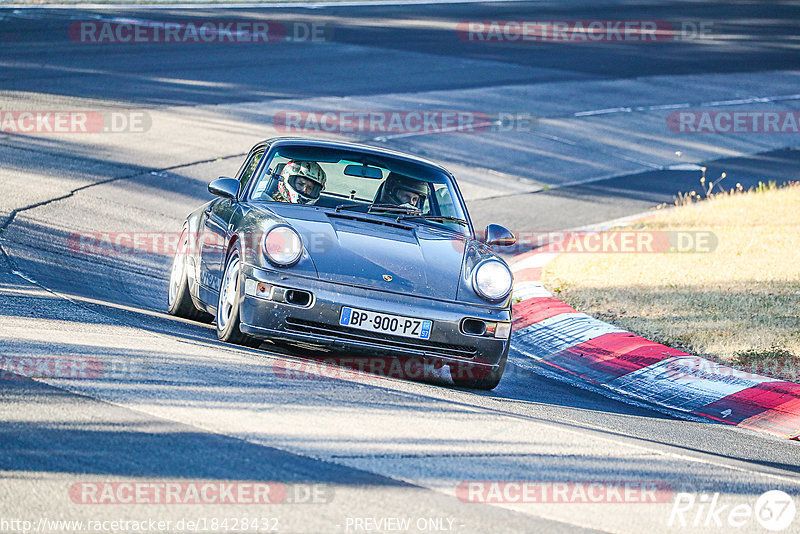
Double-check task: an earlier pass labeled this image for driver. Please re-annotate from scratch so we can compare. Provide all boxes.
[273,160,327,205]
[378,172,428,209]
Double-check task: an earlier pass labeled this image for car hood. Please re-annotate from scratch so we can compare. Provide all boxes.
[259,205,468,300]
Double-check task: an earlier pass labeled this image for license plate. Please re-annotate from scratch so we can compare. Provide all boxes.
[339,307,432,340]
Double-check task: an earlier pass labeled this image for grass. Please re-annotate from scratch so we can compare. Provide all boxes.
[541,180,800,382]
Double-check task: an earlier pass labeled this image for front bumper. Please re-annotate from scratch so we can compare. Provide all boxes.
[238,264,511,370]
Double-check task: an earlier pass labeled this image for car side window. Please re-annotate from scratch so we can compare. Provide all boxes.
[432,184,453,216]
[238,150,264,194]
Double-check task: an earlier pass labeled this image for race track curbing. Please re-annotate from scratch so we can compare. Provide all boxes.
[508,248,800,440]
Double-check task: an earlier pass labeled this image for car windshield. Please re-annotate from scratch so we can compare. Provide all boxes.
[249,145,470,234]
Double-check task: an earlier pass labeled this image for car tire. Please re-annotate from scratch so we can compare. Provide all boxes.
[168,227,213,323]
[216,243,262,348]
[451,345,508,391]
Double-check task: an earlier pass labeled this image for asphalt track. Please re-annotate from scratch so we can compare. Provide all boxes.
[1,2,799,533]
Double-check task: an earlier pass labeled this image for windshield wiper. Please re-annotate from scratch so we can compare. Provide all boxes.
[334,204,370,213]
[395,214,469,226]
[335,203,419,214]
[368,204,422,215]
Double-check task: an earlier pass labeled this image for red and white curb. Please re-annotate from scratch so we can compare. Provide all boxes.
[508,249,800,440]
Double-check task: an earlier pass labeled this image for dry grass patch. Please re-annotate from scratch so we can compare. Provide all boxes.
[542,182,800,381]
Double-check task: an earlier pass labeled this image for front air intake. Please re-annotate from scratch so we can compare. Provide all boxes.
[284,290,312,307]
[461,319,487,336]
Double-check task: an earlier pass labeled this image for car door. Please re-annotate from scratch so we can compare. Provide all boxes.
[199,149,265,298]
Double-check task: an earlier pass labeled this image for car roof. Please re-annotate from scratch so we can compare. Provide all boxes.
[259,137,452,176]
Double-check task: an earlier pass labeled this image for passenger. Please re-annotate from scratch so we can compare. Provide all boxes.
[273,160,327,205]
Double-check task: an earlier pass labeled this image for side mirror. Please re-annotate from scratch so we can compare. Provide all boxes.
[208,177,240,200]
[485,224,516,247]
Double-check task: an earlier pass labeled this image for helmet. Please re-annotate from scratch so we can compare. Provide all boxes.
[380,172,428,207]
[278,160,327,204]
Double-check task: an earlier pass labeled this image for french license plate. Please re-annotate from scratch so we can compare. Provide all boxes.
[339,307,432,340]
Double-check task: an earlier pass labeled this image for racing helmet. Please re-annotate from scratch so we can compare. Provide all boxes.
[278,160,327,204]
[380,172,428,207]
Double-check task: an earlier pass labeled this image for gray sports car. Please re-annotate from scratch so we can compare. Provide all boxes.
[168,137,516,389]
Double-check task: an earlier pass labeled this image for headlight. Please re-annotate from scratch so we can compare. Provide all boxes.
[263,226,303,267]
[472,260,513,302]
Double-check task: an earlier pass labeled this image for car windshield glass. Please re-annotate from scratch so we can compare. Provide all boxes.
[249,146,469,234]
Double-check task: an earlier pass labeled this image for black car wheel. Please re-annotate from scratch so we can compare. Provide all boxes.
[168,227,213,322]
[217,243,262,348]
[451,345,508,391]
